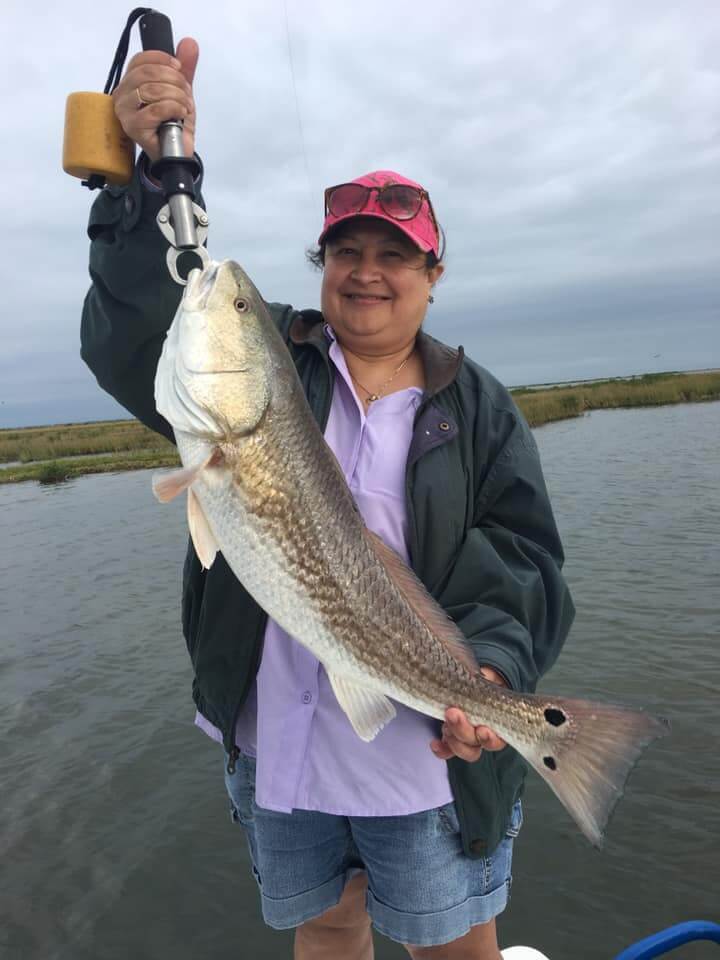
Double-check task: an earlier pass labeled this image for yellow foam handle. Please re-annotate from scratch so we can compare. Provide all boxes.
[63,92,135,186]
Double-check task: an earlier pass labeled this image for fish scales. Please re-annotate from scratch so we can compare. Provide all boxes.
[153,259,669,847]
[216,389,478,713]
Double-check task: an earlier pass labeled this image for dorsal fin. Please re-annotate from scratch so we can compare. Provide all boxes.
[364,529,479,677]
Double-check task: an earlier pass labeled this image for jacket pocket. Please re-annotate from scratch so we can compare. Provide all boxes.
[87,188,123,242]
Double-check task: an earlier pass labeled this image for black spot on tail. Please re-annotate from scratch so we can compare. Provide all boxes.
[543,756,557,771]
[544,707,566,727]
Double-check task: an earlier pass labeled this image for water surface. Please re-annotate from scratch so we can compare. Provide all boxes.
[1,401,718,959]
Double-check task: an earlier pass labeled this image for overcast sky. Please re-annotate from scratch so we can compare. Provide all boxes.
[1,0,718,427]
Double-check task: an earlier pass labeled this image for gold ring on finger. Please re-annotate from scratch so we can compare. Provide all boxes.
[136,86,151,108]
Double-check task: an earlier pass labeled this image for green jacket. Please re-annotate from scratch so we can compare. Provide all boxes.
[80,161,575,857]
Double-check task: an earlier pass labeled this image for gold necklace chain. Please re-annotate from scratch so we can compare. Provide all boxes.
[350,352,413,404]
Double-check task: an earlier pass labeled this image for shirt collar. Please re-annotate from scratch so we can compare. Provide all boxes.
[289,312,464,399]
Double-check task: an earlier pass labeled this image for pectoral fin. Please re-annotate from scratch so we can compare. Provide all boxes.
[187,487,219,570]
[327,671,397,741]
[152,463,204,502]
[152,448,225,503]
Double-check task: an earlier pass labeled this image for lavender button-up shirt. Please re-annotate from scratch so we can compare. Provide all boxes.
[195,326,453,815]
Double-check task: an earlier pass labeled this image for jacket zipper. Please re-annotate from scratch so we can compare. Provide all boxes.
[405,397,433,572]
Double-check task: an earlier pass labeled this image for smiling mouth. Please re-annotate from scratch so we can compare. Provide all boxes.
[343,294,391,302]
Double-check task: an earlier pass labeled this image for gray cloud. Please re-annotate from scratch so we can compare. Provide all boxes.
[1,0,717,427]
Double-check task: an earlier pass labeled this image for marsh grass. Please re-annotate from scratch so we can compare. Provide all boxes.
[513,372,720,428]
[37,462,70,485]
[0,419,174,464]
[0,450,180,486]
[1,371,718,484]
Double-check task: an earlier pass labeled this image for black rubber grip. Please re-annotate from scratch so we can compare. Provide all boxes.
[149,154,201,199]
[139,11,175,55]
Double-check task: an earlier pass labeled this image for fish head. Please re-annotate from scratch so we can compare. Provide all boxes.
[155,259,274,441]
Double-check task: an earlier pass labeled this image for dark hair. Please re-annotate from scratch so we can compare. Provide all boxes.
[306,222,446,271]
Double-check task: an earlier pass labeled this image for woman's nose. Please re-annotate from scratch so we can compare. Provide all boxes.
[350,253,381,283]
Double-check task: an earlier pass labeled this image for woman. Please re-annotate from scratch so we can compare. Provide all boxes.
[82,39,574,960]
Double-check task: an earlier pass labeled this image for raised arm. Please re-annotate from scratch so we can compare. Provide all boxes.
[80,41,200,441]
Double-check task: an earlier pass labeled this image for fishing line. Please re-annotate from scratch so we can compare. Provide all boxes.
[283,0,314,206]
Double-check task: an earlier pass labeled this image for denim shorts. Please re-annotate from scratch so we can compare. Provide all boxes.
[223,752,522,948]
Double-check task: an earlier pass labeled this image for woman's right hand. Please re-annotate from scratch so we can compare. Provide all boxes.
[112,37,199,164]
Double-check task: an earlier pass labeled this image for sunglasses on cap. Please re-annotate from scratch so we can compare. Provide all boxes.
[324,182,439,236]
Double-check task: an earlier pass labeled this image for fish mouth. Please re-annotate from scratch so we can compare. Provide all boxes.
[184,260,221,310]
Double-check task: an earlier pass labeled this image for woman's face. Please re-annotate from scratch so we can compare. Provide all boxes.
[320,219,443,355]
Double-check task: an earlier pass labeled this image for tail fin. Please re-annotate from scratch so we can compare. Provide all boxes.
[513,697,669,847]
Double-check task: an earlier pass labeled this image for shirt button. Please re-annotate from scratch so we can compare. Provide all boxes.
[302,691,313,704]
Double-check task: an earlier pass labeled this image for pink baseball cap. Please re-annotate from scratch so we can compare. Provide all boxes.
[319,170,440,257]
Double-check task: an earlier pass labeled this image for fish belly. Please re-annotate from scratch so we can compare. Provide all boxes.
[179,434,460,723]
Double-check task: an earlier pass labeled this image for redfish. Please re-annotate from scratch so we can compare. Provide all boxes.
[153,259,668,846]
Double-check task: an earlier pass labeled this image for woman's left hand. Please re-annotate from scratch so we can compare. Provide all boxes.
[430,666,508,762]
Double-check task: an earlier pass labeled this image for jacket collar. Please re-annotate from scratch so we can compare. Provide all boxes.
[288,310,464,399]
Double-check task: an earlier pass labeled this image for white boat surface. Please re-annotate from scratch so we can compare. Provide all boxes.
[502,949,550,959]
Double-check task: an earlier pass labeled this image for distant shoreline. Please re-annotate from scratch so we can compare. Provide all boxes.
[1,370,718,485]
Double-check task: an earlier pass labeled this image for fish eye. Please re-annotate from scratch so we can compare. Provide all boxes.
[234,298,249,313]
